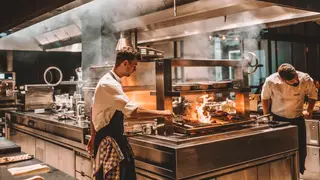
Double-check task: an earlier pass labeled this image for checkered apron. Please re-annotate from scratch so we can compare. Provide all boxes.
[93,136,124,180]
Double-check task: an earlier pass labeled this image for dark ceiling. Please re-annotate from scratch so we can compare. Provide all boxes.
[0,0,74,33]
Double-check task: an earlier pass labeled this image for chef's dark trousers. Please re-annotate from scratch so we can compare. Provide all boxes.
[272,113,307,174]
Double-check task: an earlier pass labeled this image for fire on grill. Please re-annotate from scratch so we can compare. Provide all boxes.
[176,94,241,123]
[173,94,253,135]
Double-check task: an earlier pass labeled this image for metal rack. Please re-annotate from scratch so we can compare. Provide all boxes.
[152,58,251,135]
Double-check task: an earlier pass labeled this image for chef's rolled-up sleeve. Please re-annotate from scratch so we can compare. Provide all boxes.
[102,83,139,117]
[305,77,318,100]
[261,81,272,100]
[122,100,139,117]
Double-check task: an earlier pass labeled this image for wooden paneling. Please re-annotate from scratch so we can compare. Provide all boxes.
[306,22,319,37]
[264,22,320,76]
[277,26,291,34]
[271,41,277,72]
[291,23,305,36]
[277,41,292,65]
[292,43,306,72]
[306,44,320,80]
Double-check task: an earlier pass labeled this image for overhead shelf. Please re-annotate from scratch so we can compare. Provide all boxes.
[150,88,251,96]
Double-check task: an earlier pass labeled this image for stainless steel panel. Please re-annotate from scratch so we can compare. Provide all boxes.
[45,141,59,169]
[58,145,75,177]
[76,171,92,180]
[270,157,292,180]
[305,145,320,172]
[306,119,320,145]
[257,163,270,180]
[175,126,298,179]
[75,153,92,178]
[9,112,89,144]
[130,126,298,179]
[216,167,257,180]
[35,138,45,161]
[19,131,36,156]
[136,166,173,180]
[45,140,75,177]
[170,59,242,67]
[12,123,86,151]
[131,142,176,178]
[23,85,54,111]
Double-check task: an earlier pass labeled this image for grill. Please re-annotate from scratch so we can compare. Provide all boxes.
[173,119,255,135]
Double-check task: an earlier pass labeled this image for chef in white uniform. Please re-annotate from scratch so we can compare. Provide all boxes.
[87,47,172,180]
[261,63,317,175]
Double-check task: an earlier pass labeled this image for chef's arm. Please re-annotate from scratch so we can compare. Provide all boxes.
[307,98,316,117]
[130,108,172,119]
[262,99,271,115]
[90,116,96,139]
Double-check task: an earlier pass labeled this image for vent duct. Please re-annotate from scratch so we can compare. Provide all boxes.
[34,24,81,50]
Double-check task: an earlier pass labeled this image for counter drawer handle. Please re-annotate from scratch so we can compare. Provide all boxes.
[312,125,316,129]
[81,171,85,177]
[314,153,318,156]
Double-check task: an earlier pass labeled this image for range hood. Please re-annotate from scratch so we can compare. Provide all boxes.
[34,24,81,50]
[0,24,81,51]
[113,0,320,44]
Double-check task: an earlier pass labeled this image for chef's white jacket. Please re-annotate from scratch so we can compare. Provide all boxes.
[92,70,138,132]
[261,71,317,119]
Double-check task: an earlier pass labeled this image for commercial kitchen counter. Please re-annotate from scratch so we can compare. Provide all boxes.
[7,111,89,149]
[129,125,299,180]
[6,111,300,180]
[0,138,75,180]
[5,111,92,179]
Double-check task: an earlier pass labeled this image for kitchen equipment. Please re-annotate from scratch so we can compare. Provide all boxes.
[83,64,113,117]
[173,119,255,135]
[138,46,164,60]
[153,58,253,135]
[249,94,260,112]
[20,85,54,111]
[76,101,85,121]
[43,66,63,86]
[211,80,232,89]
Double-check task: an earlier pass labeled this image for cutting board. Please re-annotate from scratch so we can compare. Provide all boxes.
[0,138,21,154]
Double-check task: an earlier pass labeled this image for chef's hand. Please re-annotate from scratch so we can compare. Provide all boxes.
[303,110,312,119]
[86,137,94,157]
[163,110,174,119]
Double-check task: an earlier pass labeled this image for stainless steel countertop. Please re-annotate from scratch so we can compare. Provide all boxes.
[128,124,294,149]
[10,111,89,130]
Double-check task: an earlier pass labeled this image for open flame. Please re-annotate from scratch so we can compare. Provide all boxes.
[187,94,212,123]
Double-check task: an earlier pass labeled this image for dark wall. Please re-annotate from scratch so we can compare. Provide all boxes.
[11,51,81,86]
[0,51,7,72]
[262,22,320,81]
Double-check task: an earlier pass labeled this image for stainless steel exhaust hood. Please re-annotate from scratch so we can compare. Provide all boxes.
[34,24,81,50]
[113,0,320,44]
